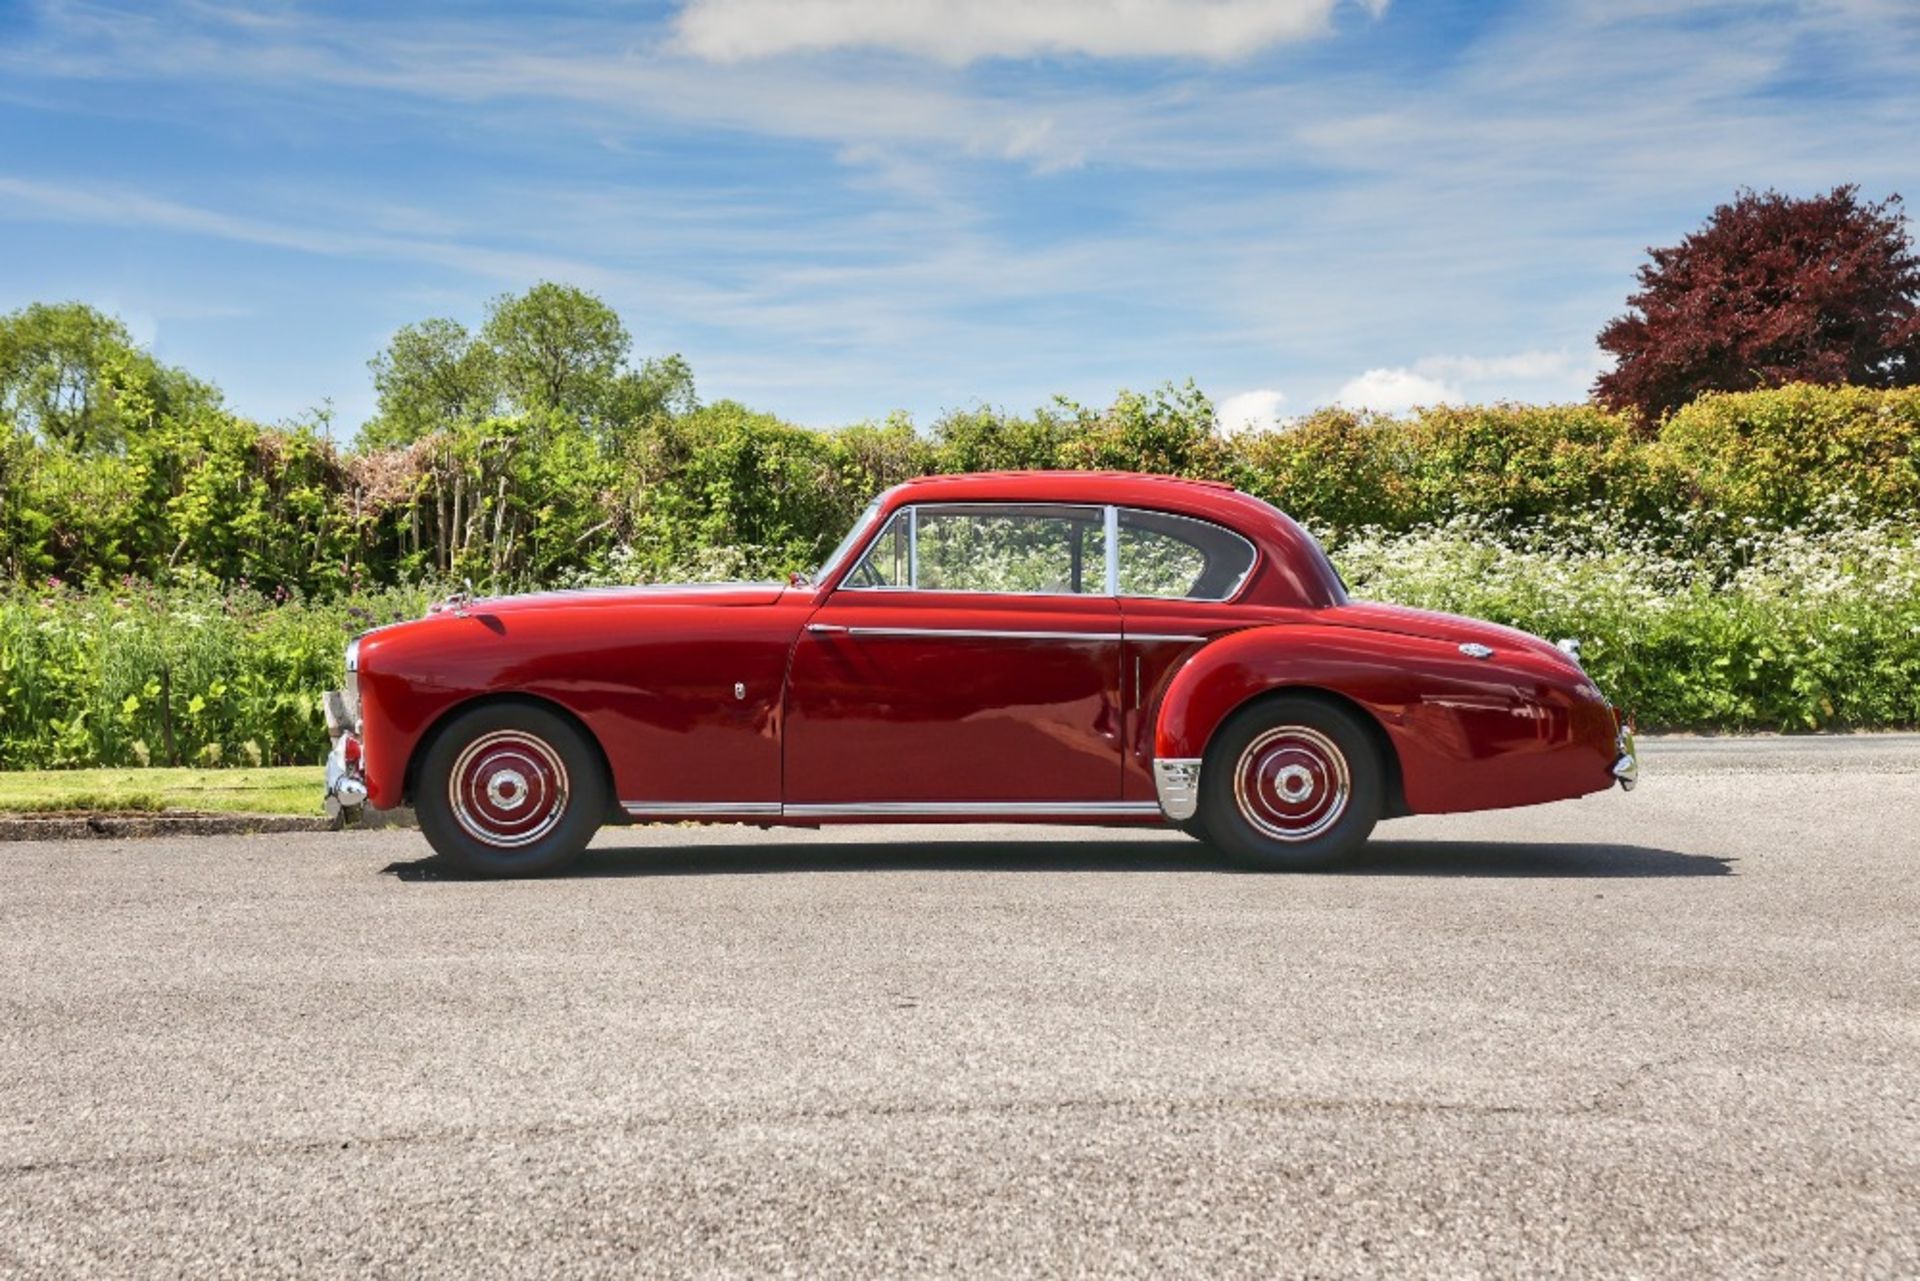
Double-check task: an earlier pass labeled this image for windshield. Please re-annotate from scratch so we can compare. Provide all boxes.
[814,496,885,584]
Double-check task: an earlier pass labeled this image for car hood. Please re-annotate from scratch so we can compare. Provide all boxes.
[452,581,791,616]
[1323,600,1581,674]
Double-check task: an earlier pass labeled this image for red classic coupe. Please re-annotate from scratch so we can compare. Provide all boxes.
[324,471,1636,875]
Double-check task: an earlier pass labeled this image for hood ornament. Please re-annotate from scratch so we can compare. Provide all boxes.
[428,579,476,618]
[1458,642,1494,660]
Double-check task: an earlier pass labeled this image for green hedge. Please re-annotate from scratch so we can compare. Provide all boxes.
[4,509,1915,770]
[5,384,1917,597]
[0,582,431,770]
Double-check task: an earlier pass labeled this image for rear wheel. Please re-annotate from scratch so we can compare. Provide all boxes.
[1199,695,1381,871]
[416,703,606,877]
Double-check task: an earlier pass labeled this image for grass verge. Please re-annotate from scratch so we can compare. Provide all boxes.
[0,767,322,816]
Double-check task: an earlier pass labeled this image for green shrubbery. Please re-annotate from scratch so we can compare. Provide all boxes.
[3,502,1914,768]
[3,378,1918,765]
[1340,504,1920,730]
[5,381,1917,596]
[0,581,431,769]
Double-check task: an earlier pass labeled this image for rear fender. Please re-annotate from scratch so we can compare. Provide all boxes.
[1154,624,1614,815]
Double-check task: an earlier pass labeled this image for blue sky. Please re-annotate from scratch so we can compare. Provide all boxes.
[2,0,1916,435]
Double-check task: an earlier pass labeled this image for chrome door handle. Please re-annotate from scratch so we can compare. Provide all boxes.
[806,623,850,634]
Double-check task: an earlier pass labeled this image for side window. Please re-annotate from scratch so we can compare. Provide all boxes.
[846,510,911,588]
[1118,509,1256,600]
[914,504,1106,595]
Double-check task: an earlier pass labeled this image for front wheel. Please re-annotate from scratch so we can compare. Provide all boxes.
[416,703,606,877]
[1199,695,1382,871]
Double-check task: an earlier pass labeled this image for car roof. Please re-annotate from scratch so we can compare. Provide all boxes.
[888,470,1246,515]
[872,471,1346,609]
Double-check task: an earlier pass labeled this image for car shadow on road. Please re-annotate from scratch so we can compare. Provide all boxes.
[382,837,1730,881]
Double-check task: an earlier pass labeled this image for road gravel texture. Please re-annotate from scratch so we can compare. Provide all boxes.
[2,737,1917,1278]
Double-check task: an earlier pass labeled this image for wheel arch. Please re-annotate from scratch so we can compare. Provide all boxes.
[1155,628,1413,819]
[403,692,619,818]
[1200,685,1408,820]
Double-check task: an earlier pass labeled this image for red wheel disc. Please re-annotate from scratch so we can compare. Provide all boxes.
[448,730,570,849]
[1232,725,1351,842]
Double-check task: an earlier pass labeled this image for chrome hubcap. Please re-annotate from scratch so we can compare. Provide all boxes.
[486,768,529,811]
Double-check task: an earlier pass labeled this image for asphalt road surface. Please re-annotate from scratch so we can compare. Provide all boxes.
[4,737,1918,1278]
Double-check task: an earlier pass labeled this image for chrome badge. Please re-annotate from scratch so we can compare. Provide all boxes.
[1458,642,1494,660]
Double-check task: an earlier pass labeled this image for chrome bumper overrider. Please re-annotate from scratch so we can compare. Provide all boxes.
[1613,727,1638,792]
[1153,758,1203,821]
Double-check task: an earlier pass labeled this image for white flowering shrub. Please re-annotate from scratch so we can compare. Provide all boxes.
[1332,502,1920,729]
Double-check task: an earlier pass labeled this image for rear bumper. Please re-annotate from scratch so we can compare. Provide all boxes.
[1613,726,1638,791]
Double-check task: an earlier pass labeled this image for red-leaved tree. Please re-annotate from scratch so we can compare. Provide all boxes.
[1595,186,1920,425]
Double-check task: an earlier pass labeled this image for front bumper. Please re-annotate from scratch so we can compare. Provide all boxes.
[1612,726,1638,791]
[322,689,367,816]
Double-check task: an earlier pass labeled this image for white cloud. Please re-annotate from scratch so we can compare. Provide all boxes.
[1332,368,1462,414]
[1217,387,1288,432]
[1329,350,1612,412]
[1413,350,1584,383]
[1411,349,1611,403]
[672,0,1384,64]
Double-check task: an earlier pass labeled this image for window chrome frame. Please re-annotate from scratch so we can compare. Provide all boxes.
[834,500,1261,603]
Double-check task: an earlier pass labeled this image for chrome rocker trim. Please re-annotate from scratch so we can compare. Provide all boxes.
[782,801,1160,819]
[622,800,1161,820]
[1152,758,1203,821]
[622,801,783,818]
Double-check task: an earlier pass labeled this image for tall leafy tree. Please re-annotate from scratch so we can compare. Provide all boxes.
[364,317,499,448]
[0,302,215,452]
[480,282,630,423]
[1596,186,1920,424]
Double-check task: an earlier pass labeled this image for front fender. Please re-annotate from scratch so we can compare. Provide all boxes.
[1154,624,1618,814]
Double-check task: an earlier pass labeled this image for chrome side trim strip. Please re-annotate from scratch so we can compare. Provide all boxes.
[840,626,1126,642]
[782,801,1162,819]
[1152,758,1203,821]
[820,627,1212,644]
[622,801,783,817]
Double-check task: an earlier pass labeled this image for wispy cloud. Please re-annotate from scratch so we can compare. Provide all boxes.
[0,176,612,287]
[0,0,1914,430]
[672,0,1386,64]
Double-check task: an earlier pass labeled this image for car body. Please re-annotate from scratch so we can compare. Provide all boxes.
[324,471,1635,874]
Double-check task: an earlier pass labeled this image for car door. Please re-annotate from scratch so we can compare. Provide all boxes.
[783,502,1128,813]
[1113,507,1264,803]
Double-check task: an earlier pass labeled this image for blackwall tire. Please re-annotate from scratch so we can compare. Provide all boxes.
[415,703,606,877]
[1198,695,1381,872]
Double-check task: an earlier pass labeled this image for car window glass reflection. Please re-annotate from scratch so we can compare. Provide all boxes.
[1118,509,1256,600]
[846,510,910,588]
[907,504,1106,595]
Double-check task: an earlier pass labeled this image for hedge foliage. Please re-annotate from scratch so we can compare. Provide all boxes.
[4,504,1914,770]
[4,382,1916,596]
[2,380,1917,766]
[0,581,431,770]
